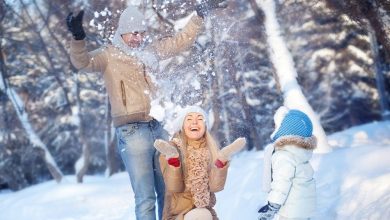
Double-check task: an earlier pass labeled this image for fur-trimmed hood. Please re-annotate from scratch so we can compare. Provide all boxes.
[274,135,317,150]
[274,135,317,162]
[111,6,159,70]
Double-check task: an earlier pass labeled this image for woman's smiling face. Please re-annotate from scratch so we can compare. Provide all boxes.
[183,112,206,141]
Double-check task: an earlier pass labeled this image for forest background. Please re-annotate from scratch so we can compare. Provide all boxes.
[0,0,389,191]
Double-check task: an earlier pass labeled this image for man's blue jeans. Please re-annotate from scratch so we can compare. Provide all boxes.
[116,119,167,220]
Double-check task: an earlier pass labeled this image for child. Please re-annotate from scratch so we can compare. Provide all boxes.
[154,106,246,220]
[258,106,316,220]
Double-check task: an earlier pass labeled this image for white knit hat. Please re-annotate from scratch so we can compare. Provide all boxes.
[172,106,210,134]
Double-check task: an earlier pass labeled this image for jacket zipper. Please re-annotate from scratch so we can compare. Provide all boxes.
[142,64,151,114]
[120,80,127,107]
[142,64,151,89]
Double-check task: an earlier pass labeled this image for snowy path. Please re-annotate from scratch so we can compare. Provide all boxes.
[1,121,389,220]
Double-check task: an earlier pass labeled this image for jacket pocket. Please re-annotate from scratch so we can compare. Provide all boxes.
[120,80,127,107]
[209,164,229,192]
[170,192,193,215]
[120,124,139,137]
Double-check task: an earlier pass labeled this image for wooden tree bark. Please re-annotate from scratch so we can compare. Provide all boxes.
[0,46,63,182]
[326,0,390,62]
[105,96,121,176]
[74,74,91,183]
[367,23,390,120]
[328,0,390,120]
[15,0,72,113]
[208,20,230,144]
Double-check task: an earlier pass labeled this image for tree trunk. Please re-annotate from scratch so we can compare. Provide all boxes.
[367,23,390,120]
[214,26,231,144]
[5,89,64,182]
[74,73,91,183]
[209,21,222,139]
[256,0,332,153]
[105,95,121,176]
[325,0,390,62]
[234,37,263,150]
[364,1,390,63]
[76,142,90,183]
[17,1,72,113]
[107,135,121,176]
[0,44,63,182]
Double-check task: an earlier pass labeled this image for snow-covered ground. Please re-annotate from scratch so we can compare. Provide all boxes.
[0,121,389,220]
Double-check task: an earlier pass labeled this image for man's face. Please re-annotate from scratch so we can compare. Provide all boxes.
[121,31,145,48]
[183,112,206,141]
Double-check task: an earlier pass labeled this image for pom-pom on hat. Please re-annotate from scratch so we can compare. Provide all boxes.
[271,106,313,142]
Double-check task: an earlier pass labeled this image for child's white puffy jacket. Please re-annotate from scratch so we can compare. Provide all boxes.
[267,137,316,218]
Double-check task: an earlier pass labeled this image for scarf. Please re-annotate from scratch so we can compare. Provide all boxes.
[186,138,210,208]
[262,144,274,192]
[111,32,159,72]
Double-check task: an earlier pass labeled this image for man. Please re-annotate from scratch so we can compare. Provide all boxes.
[66,1,226,220]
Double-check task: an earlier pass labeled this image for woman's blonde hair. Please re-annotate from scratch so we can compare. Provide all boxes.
[174,109,220,166]
[175,128,220,167]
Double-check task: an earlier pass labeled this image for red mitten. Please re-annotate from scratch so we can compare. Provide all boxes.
[215,159,227,168]
[167,157,180,167]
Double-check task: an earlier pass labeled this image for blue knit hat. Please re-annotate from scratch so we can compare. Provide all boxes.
[271,109,313,142]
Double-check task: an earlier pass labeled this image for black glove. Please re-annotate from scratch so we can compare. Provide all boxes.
[258,202,281,220]
[195,0,227,18]
[66,11,86,40]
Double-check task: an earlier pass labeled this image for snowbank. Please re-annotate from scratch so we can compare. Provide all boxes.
[1,121,389,220]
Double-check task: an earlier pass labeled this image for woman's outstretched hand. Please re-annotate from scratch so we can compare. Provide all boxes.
[154,139,180,167]
[217,137,246,164]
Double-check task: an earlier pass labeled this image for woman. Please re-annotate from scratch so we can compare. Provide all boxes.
[154,106,246,220]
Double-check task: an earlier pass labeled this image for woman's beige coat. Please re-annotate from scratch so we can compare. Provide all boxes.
[160,133,229,220]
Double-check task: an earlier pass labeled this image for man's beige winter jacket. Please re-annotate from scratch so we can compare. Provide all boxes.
[70,16,203,127]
